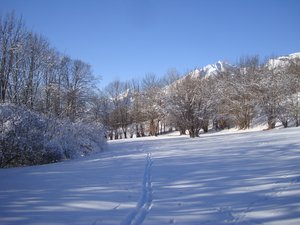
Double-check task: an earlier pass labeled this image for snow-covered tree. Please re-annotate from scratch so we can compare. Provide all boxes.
[130,79,146,137]
[287,57,300,126]
[105,80,132,139]
[258,56,287,129]
[224,56,262,129]
[141,73,163,136]
[166,76,210,137]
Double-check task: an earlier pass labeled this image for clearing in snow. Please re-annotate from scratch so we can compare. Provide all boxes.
[1,128,300,225]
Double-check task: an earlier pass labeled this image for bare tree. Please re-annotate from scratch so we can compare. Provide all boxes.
[64,59,95,121]
[21,32,49,109]
[161,68,181,86]
[0,12,25,103]
[105,80,132,139]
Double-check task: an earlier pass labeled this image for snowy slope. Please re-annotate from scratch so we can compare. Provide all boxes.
[164,61,232,93]
[267,52,300,70]
[187,52,300,81]
[1,128,300,225]
[189,61,231,79]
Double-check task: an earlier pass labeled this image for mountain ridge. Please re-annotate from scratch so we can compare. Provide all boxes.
[186,52,300,80]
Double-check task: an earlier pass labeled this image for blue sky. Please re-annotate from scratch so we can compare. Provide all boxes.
[1,0,300,87]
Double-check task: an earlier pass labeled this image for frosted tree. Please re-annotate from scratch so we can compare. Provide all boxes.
[130,79,146,137]
[287,57,300,126]
[89,92,112,138]
[224,56,262,129]
[142,73,162,136]
[105,80,132,139]
[210,67,235,130]
[258,56,286,129]
[166,76,207,137]
[159,69,181,133]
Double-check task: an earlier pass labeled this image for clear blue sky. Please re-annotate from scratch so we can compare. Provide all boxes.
[1,0,300,87]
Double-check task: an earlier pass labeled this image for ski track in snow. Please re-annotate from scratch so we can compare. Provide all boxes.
[1,128,300,225]
[120,153,153,225]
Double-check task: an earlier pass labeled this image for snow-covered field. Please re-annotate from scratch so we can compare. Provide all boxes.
[1,128,300,225]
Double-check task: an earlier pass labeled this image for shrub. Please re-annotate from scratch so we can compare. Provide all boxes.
[0,104,106,168]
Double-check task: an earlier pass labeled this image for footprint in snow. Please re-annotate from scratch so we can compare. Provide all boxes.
[169,218,176,224]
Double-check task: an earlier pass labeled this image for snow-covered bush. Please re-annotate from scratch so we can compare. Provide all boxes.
[49,120,106,159]
[0,104,106,168]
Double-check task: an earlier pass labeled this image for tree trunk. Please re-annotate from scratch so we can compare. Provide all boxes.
[160,121,163,134]
[195,129,200,137]
[136,124,141,137]
[0,47,8,103]
[268,116,276,129]
[156,120,160,136]
[202,119,209,133]
[140,124,145,137]
[189,126,196,138]
[282,120,288,128]
[109,132,113,140]
[114,130,118,140]
[149,119,155,136]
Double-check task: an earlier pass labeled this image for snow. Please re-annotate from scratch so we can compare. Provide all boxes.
[1,128,300,225]
[187,60,233,80]
[288,52,300,59]
[267,52,300,70]
[201,61,224,77]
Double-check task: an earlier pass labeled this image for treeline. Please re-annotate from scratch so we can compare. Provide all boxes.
[168,56,300,137]
[98,55,300,139]
[95,71,181,140]
[0,12,97,120]
[0,12,105,167]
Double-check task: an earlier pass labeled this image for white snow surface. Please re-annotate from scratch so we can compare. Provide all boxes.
[189,61,229,79]
[267,52,300,70]
[1,128,300,225]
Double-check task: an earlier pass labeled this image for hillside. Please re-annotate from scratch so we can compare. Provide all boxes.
[1,128,300,225]
[187,52,300,80]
